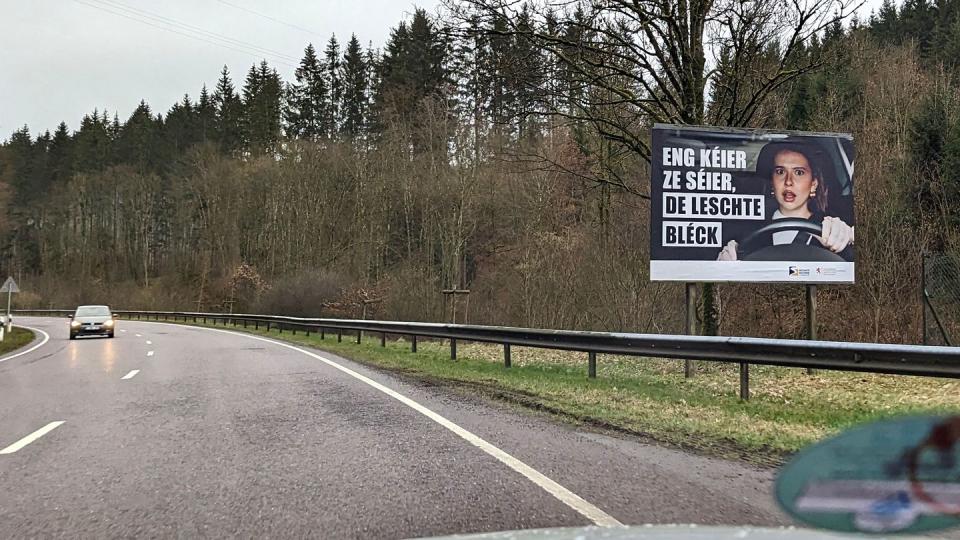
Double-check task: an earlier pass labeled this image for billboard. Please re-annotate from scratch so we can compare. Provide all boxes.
[650,124,856,283]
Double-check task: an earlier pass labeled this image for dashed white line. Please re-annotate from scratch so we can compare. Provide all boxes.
[121,369,140,380]
[135,333,142,337]
[0,325,50,364]
[146,340,152,345]
[163,323,622,527]
[146,350,154,357]
[0,421,65,455]
[120,329,127,333]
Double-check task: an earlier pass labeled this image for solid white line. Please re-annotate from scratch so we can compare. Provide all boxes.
[0,421,65,454]
[146,350,154,357]
[121,369,140,380]
[146,340,152,345]
[158,323,622,527]
[0,325,51,364]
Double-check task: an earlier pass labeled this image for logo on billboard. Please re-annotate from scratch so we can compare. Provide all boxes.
[789,266,811,277]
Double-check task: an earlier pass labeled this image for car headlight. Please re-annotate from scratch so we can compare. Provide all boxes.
[70,320,81,328]
[105,319,114,327]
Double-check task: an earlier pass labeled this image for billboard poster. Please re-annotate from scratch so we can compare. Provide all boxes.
[650,124,856,283]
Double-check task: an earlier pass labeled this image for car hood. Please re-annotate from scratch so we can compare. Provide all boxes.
[413,525,926,540]
[74,316,112,323]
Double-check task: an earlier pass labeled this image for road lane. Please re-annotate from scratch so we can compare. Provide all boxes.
[0,318,150,449]
[0,317,789,538]
[0,421,65,454]
[0,325,50,364]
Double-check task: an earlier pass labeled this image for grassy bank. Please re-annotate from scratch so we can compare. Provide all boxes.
[0,327,37,357]
[179,321,960,465]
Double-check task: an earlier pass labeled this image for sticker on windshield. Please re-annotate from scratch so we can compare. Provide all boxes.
[776,415,960,534]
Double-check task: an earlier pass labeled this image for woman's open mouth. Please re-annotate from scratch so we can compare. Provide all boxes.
[782,190,796,203]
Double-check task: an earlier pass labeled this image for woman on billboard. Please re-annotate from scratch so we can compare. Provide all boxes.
[717,141,854,262]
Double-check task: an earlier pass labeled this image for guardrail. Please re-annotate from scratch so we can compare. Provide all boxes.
[16,309,960,400]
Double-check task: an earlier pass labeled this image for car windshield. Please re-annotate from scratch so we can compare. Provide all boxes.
[75,306,110,317]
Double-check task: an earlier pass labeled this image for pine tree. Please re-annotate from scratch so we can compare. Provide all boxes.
[487,14,515,141]
[406,9,448,102]
[286,43,327,140]
[214,65,244,155]
[197,84,217,144]
[109,113,121,141]
[374,9,449,142]
[372,21,410,132]
[451,13,491,159]
[324,36,343,138]
[242,61,284,154]
[73,109,112,172]
[116,100,161,173]
[511,4,545,141]
[29,130,53,202]
[339,34,368,139]
[6,126,35,205]
[871,0,900,42]
[900,0,936,57]
[908,94,949,216]
[49,121,73,184]
[165,94,199,155]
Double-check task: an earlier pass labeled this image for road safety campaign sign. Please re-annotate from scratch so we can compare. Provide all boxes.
[650,124,856,283]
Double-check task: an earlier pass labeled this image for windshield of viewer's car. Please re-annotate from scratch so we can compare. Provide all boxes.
[74,306,110,317]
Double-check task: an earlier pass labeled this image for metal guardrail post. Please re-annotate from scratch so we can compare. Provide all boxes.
[337,329,342,342]
[451,339,457,360]
[806,285,817,375]
[504,343,511,368]
[320,327,324,340]
[685,283,696,378]
[380,332,386,347]
[588,351,597,378]
[740,363,749,401]
[356,330,361,344]
[411,335,417,352]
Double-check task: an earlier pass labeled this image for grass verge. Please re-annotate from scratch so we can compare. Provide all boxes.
[171,320,960,466]
[0,327,37,357]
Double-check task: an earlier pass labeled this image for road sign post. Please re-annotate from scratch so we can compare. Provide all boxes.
[0,277,19,333]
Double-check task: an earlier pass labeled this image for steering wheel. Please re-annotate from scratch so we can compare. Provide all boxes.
[737,219,845,262]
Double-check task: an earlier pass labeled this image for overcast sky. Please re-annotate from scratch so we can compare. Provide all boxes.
[0,0,442,136]
[2,0,884,138]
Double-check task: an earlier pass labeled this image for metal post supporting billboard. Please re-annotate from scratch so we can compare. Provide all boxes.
[685,283,696,378]
[922,254,927,345]
[806,285,817,375]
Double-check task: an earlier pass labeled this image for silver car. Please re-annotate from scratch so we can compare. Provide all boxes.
[69,305,116,339]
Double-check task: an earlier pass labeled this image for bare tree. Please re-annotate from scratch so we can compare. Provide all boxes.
[446,0,856,155]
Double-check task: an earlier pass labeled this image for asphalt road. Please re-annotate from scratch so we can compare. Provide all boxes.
[0,317,789,538]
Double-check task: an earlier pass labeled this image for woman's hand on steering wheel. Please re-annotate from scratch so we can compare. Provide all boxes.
[818,217,854,253]
[717,240,739,261]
